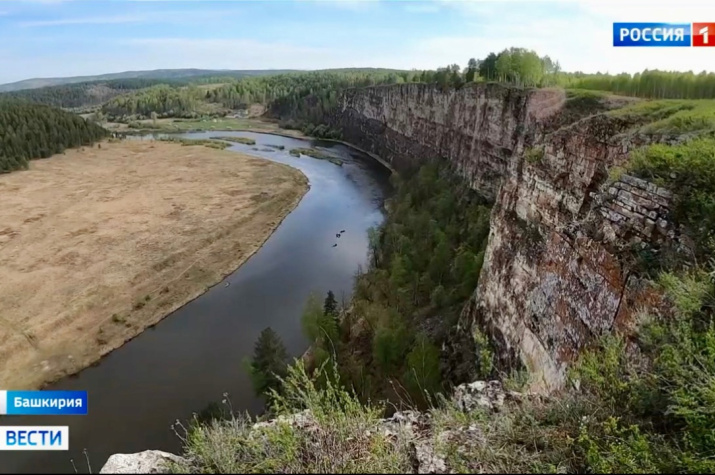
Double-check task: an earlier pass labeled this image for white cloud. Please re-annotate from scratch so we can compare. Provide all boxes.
[17,8,243,27]
[15,0,74,4]
[403,3,440,14]
[306,0,380,9]
[120,37,335,69]
[19,14,145,27]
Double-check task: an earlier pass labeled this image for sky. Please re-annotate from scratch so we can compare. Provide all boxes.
[0,0,714,84]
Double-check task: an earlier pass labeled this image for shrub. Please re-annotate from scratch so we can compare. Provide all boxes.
[172,361,412,474]
[524,146,545,164]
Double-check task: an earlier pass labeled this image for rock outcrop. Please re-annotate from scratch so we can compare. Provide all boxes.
[101,380,518,474]
[334,83,675,391]
[99,450,186,474]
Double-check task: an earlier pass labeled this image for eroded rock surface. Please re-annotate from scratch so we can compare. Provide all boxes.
[333,83,675,391]
[99,450,186,474]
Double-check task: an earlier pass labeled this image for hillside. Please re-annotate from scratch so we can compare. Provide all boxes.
[0,78,179,110]
[0,68,410,94]
[0,68,300,93]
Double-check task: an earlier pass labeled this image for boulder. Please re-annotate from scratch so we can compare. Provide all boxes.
[99,450,185,474]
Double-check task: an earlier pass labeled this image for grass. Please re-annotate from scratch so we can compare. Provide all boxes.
[209,136,256,145]
[124,117,300,135]
[267,144,285,150]
[0,139,309,390]
[158,137,230,150]
[609,99,715,136]
[289,148,344,166]
[170,361,412,474]
[623,137,715,259]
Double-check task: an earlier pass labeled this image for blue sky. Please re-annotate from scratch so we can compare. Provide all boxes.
[0,0,713,84]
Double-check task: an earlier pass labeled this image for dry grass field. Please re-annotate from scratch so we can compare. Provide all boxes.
[0,140,308,389]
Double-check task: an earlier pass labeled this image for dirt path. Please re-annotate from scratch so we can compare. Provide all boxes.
[0,140,308,389]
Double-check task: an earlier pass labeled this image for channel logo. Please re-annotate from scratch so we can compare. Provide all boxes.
[0,426,69,451]
[0,390,88,416]
[613,22,715,47]
[693,23,715,47]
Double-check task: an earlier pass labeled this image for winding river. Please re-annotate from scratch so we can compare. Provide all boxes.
[0,132,392,474]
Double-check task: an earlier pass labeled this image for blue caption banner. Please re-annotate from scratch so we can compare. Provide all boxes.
[614,22,692,47]
[0,391,88,415]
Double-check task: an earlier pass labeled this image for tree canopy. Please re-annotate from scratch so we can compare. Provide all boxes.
[0,101,107,173]
[246,327,289,397]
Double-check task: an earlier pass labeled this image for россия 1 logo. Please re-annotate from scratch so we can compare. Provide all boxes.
[693,23,715,47]
[614,22,715,47]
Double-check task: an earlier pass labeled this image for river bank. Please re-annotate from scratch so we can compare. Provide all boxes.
[104,117,394,171]
[0,140,308,390]
[0,131,391,474]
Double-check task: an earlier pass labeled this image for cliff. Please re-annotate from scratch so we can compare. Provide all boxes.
[333,83,676,391]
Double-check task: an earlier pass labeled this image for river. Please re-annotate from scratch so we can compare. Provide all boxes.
[0,131,392,474]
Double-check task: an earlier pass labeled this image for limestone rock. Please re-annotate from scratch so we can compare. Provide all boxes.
[333,83,677,391]
[453,380,506,412]
[99,450,185,474]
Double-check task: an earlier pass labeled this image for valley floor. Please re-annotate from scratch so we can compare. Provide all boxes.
[103,117,308,139]
[0,140,308,389]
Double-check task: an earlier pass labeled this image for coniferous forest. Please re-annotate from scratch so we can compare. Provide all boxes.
[0,101,107,173]
[1,78,173,110]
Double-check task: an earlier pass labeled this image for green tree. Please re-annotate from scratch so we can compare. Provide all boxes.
[404,333,442,400]
[245,327,289,397]
[372,311,410,376]
[479,52,499,80]
[323,289,338,322]
[465,58,478,83]
[302,293,339,352]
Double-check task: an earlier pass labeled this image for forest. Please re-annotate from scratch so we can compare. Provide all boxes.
[0,78,176,109]
[247,163,493,408]
[423,47,715,99]
[0,101,107,173]
[101,84,204,120]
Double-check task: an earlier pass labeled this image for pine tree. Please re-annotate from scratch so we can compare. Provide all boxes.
[0,101,106,174]
[323,290,338,318]
[245,327,289,397]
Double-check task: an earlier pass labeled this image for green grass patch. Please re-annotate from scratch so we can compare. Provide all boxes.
[289,148,343,166]
[623,137,715,257]
[209,136,256,145]
[158,137,230,150]
[131,117,282,133]
[524,146,545,164]
[610,99,715,135]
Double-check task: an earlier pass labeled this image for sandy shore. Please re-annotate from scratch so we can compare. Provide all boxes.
[0,140,308,389]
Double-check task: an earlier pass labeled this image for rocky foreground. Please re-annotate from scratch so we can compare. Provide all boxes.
[100,379,533,474]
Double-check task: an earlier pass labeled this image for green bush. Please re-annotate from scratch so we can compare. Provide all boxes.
[524,146,545,164]
[573,269,715,473]
[173,361,412,474]
[577,417,663,474]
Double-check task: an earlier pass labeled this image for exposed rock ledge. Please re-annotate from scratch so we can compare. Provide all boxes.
[100,380,524,474]
[100,450,186,474]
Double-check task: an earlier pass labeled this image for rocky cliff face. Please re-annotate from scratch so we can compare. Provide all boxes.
[334,83,675,391]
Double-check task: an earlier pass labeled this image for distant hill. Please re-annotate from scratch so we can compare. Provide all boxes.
[0,78,183,109]
[0,69,301,93]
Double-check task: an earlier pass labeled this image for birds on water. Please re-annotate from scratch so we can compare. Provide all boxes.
[332,229,346,247]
